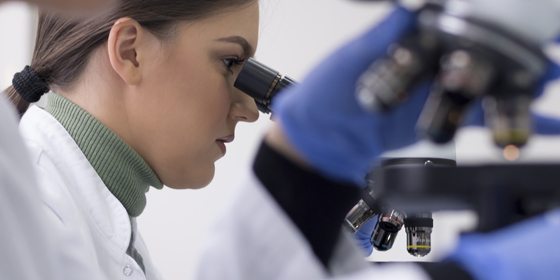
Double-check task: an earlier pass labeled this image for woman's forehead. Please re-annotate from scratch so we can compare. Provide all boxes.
[177,2,259,47]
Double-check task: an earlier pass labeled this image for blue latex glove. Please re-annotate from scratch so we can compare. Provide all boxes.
[446,208,560,280]
[273,6,429,185]
[273,6,560,186]
[354,216,377,256]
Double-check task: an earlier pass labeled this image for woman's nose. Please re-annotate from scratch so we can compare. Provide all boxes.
[228,88,259,123]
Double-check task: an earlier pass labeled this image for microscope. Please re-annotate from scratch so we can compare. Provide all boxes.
[234,0,560,261]
[349,0,560,256]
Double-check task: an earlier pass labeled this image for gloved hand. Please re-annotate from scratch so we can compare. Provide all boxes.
[272,6,425,185]
[354,216,377,257]
[272,6,560,186]
[446,208,560,280]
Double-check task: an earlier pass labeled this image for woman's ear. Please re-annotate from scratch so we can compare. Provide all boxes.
[108,17,143,85]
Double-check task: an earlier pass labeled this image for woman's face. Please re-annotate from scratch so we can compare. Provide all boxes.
[127,2,260,189]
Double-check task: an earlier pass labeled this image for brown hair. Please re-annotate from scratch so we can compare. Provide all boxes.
[4,0,255,116]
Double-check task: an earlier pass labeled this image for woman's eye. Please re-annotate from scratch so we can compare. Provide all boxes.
[222,58,246,74]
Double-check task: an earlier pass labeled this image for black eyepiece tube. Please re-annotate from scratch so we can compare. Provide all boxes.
[234,58,297,114]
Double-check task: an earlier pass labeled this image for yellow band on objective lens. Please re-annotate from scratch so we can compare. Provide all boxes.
[407,246,431,249]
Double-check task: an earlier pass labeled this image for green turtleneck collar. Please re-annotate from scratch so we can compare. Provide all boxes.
[45,93,163,217]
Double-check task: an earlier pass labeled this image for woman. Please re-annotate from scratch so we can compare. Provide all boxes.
[6,1,560,279]
[4,0,259,278]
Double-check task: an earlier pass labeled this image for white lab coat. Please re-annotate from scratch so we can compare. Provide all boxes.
[0,96,65,279]
[18,105,161,280]
[195,170,432,280]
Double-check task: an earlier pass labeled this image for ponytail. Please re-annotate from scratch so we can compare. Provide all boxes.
[3,85,31,117]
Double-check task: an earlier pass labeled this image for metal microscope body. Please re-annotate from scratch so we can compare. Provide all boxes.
[357,0,560,147]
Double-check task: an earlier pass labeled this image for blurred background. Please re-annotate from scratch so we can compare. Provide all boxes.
[3,0,560,279]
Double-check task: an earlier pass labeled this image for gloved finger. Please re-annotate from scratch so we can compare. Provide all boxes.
[357,239,373,257]
[555,33,560,43]
[276,6,418,120]
[533,113,560,135]
[354,216,378,257]
[535,59,560,98]
[379,79,434,151]
[461,99,485,127]
[445,208,560,280]
[329,6,417,79]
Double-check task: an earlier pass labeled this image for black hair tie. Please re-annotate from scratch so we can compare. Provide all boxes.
[12,66,50,103]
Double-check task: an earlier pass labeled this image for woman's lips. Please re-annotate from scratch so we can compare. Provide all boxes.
[216,134,234,155]
[216,140,226,155]
[218,134,235,143]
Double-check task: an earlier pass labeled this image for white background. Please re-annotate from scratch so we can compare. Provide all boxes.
[3,1,560,279]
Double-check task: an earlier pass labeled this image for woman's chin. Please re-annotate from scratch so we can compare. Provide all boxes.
[163,168,215,190]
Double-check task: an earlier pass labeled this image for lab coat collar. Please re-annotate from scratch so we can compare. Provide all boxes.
[20,105,133,252]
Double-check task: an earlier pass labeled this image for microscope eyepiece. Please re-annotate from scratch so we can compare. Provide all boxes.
[234,58,297,114]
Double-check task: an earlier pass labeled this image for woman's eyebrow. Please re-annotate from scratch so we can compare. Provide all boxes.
[215,36,254,58]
